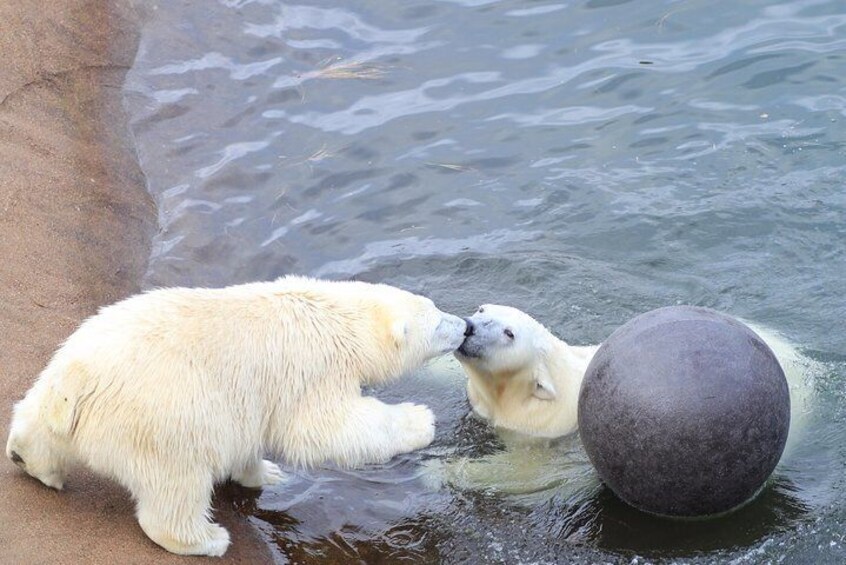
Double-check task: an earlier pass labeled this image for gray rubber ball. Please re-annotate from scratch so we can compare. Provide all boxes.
[578,306,790,517]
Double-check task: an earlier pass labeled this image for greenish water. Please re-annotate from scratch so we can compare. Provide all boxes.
[125,0,846,562]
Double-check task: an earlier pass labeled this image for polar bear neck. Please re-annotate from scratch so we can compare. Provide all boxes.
[465,331,598,439]
[532,337,597,437]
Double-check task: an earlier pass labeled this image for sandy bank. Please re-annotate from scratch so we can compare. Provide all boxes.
[0,1,272,562]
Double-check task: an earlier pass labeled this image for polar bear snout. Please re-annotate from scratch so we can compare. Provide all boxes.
[455,304,538,367]
[433,312,468,354]
[455,311,503,360]
[6,431,25,469]
[6,411,68,491]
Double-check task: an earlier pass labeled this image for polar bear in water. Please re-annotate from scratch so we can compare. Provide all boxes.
[433,304,814,499]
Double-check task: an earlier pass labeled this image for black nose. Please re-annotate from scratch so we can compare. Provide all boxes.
[10,450,24,466]
[463,318,475,337]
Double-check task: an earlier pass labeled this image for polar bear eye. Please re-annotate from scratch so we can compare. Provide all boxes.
[504,329,514,339]
[477,306,485,314]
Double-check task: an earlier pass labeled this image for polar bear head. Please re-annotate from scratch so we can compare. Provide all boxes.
[333,280,468,383]
[5,383,70,490]
[455,305,547,377]
[454,304,593,438]
[369,284,468,375]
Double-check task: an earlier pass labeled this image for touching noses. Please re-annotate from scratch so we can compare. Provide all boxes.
[463,318,475,337]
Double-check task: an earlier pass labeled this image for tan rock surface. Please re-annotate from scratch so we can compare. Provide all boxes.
[0,1,272,562]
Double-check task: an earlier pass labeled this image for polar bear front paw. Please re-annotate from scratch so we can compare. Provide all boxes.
[395,402,436,453]
[199,523,231,557]
[139,517,231,557]
[233,459,288,489]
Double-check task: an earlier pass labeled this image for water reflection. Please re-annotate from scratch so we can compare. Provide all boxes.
[584,476,809,556]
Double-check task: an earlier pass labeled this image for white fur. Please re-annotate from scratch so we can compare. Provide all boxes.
[5,276,466,556]
[456,304,597,438]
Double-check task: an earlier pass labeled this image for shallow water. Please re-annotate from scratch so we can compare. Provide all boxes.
[125,0,846,562]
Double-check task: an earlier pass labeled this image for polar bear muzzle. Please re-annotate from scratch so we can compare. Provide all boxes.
[432,313,469,355]
[456,308,515,360]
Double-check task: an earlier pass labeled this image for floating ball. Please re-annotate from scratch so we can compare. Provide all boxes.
[578,306,790,517]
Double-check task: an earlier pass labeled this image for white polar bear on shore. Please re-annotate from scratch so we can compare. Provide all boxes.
[6,276,467,557]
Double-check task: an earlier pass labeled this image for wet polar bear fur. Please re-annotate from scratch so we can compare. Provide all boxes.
[456,304,598,439]
[5,277,467,557]
[453,305,812,483]
[430,305,814,502]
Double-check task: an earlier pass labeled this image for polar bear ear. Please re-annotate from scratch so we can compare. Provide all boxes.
[532,367,557,401]
[44,384,78,437]
[43,362,85,437]
[391,319,408,348]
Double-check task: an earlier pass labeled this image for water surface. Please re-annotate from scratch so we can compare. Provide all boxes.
[125,0,846,562]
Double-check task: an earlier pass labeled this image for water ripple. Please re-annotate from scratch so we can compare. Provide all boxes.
[489,104,652,127]
[266,71,503,134]
[244,4,430,44]
[150,52,283,80]
[195,139,273,179]
[314,229,541,277]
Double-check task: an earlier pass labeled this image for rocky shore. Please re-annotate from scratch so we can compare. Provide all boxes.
[0,1,271,561]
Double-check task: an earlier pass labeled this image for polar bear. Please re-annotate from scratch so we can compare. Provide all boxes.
[5,276,467,557]
[456,304,598,439]
[442,304,814,496]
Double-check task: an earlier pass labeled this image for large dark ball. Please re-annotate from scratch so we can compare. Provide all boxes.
[578,306,790,517]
